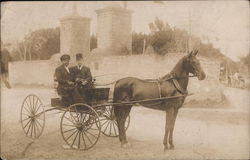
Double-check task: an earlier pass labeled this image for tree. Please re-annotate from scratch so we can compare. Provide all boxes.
[26,27,60,60]
[11,28,60,61]
[132,32,147,55]
[148,18,176,55]
[239,53,250,70]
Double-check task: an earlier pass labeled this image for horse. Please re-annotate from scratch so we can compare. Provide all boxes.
[113,50,206,151]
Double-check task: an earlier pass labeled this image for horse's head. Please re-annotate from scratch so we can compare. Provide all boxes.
[184,50,206,80]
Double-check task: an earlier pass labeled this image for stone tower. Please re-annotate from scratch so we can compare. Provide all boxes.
[95,5,133,55]
[60,4,91,59]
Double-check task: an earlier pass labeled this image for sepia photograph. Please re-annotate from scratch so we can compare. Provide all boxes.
[1,1,249,159]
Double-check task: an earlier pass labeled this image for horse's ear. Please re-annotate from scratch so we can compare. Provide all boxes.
[189,50,198,57]
[193,50,198,56]
[188,50,194,58]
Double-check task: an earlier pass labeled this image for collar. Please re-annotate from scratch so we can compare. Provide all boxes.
[172,79,188,95]
[78,65,82,70]
[64,66,70,73]
[159,73,187,95]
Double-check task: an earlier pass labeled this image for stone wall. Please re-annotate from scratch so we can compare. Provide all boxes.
[8,60,56,86]
[8,54,223,103]
[90,53,222,103]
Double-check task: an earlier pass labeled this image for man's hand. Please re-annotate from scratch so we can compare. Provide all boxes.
[67,81,74,85]
[76,78,81,82]
[80,80,87,85]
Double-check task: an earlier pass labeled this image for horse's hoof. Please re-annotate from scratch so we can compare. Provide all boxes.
[169,145,175,150]
[121,142,131,148]
[164,146,168,152]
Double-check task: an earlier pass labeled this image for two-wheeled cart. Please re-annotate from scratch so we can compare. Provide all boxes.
[20,87,192,150]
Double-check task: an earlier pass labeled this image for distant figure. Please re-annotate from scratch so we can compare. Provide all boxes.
[70,53,93,103]
[227,75,232,87]
[0,42,12,88]
[238,74,245,88]
[233,72,239,87]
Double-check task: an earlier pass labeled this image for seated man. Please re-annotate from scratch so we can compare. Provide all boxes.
[54,54,83,106]
[70,53,93,103]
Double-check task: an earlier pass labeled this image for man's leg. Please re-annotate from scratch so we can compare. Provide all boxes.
[1,73,11,89]
[72,87,85,103]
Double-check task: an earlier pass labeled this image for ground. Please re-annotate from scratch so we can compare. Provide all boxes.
[0,86,249,160]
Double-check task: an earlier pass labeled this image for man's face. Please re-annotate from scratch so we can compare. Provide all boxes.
[62,59,70,66]
[77,59,83,66]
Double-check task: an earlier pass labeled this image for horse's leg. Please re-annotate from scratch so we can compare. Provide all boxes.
[169,107,179,149]
[163,106,175,151]
[114,105,132,148]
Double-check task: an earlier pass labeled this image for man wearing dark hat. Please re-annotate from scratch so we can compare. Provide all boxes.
[71,53,93,103]
[54,54,75,106]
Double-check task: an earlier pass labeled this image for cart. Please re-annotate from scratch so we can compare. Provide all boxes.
[20,87,130,150]
[20,84,192,150]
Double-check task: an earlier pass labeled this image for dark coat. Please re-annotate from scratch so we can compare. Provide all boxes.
[70,65,93,89]
[54,64,75,96]
[0,48,12,74]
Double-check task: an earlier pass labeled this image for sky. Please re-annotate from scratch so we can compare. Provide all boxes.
[1,1,249,61]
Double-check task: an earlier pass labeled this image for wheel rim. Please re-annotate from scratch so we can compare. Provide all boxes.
[100,106,130,137]
[20,94,45,139]
[60,103,101,150]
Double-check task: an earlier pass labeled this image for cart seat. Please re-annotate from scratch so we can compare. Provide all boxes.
[51,88,110,107]
[51,98,66,107]
[88,88,110,104]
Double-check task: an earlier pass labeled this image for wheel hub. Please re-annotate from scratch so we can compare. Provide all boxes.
[77,125,84,131]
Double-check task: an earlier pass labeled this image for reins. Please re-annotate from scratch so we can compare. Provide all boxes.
[94,75,197,86]
[143,75,196,82]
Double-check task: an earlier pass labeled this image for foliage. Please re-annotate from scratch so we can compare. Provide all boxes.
[143,17,225,59]
[10,17,231,62]
[11,28,60,61]
[148,18,177,55]
[27,27,60,60]
[239,53,250,70]
[132,32,147,54]
[11,28,99,61]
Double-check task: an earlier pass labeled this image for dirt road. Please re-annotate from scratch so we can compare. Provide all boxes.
[1,87,249,160]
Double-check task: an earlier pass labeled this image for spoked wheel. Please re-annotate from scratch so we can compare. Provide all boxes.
[100,105,130,137]
[60,103,101,150]
[20,94,45,139]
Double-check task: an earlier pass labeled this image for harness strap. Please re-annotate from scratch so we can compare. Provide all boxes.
[156,79,162,98]
[172,79,188,95]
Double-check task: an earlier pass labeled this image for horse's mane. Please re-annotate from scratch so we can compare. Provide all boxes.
[159,55,188,80]
[141,55,188,82]
[170,55,187,76]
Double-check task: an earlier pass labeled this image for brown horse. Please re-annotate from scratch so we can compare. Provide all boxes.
[113,50,206,151]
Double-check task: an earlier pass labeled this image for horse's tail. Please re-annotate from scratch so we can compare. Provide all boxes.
[113,79,123,103]
[113,78,134,103]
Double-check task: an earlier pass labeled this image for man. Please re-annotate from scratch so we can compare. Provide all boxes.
[54,54,75,106]
[71,53,93,103]
[0,42,12,88]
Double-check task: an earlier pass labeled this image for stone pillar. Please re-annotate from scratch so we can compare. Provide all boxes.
[60,14,91,59]
[96,6,133,55]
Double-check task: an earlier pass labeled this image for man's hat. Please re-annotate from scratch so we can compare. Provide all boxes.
[60,54,70,61]
[76,53,83,61]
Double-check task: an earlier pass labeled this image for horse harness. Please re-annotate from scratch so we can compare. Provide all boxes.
[154,74,188,98]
